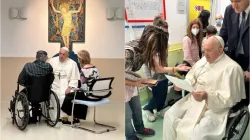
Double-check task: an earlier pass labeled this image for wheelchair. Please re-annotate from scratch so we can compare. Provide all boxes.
[166,85,249,140]
[8,74,60,130]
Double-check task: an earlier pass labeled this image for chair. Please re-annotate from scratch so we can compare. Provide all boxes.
[70,77,116,134]
[9,74,60,130]
[222,103,249,140]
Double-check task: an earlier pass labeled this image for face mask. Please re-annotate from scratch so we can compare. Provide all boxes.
[216,19,222,25]
[191,28,199,36]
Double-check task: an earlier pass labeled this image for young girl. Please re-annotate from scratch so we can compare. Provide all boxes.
[125,25,190,140]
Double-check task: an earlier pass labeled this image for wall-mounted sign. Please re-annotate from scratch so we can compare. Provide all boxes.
[194,5,204,12]
[189,0,211,22]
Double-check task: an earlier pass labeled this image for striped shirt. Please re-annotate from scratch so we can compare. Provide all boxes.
[18,60,53,86]
[125,40,143,102]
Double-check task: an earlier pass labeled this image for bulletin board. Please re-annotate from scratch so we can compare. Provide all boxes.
[125,25,146,43]
[125,0,166,22]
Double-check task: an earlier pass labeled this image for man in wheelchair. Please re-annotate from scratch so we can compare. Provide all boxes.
[17,50,53,123]
[163,36,247,140]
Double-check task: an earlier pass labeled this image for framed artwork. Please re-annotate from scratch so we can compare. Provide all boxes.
[48,0,86,50]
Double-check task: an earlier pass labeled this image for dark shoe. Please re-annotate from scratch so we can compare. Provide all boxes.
[73,118,80,124]
[135,136,142,140]
[62,120,71,124]
[28,117,38,124]
[136,128,155,136]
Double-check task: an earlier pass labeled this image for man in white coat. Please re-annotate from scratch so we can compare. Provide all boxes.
[49,47,80,120]
[163,36,246,140]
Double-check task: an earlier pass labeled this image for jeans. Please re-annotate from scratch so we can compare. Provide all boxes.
[143,79,168,112]
[125,95,144,140]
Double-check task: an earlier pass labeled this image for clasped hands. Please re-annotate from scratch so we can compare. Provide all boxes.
[174,85,207,102]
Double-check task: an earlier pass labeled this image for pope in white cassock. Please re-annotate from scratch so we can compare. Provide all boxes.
[49,47,80,118]
[163,36,246,140]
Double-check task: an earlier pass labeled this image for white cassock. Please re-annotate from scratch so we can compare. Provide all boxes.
[49,56,80,117]
[163,53,246,140]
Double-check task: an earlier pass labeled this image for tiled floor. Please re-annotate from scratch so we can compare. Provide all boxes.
[0,101,125,140]
[1,100,250,140]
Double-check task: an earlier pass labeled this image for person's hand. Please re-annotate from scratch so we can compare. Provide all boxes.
[50,0,53,4]
[176,64,191,72]
[80,0,83,4]
[135,80,146,87]
[173,85,182,91]
[65,87,72,94]
[244,71,250,82]
[191,91,207,102]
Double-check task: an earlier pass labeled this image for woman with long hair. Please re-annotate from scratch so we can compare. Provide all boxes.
[198,10,210,37]
[182,19,203,67]
[125,25,190,140]
[142,16,170,122]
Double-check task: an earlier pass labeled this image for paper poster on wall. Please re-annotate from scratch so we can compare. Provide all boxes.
[189,0,211,21]
[125,25,146,43]
[125,0,166,22]
[125,26,134,43]
[132,25,146,40]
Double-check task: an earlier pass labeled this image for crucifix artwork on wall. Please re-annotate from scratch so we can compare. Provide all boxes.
[48,0,85,50]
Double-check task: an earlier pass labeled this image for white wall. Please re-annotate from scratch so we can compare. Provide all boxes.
[125,0,187,45]
[216,0,231,17]
[165,0,187,44]
[1,0,124,58]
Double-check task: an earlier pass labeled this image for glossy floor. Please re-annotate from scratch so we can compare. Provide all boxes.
[0,101,125,140]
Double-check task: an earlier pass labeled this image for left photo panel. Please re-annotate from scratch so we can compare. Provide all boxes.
[1,0,125,140]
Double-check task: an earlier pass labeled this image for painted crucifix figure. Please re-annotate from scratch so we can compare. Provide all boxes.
[49,0,85,50]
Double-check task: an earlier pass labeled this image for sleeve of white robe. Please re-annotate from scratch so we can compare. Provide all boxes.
[184,63,196,86]
[68,62,80,88]
[206,66,246,110]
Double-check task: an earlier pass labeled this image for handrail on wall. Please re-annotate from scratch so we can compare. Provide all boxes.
[168,48,182,52]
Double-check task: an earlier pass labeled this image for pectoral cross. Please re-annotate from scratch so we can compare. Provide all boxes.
[58,72,60,80]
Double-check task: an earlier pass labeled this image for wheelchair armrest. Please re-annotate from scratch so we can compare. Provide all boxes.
[71,87,86,92]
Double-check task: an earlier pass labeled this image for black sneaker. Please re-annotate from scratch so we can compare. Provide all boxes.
[28,117,38,124]
[73,118,80,124]
[62,120,71,125]
[136,128,155,136]
[135,136,142,140]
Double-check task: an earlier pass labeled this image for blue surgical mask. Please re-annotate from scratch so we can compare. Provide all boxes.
[216,19,222,25]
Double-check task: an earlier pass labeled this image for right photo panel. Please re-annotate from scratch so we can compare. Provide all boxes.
[124,0,250,140]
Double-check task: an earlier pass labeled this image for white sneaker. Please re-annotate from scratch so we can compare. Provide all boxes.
[144,110,156,122]
[155,107,170,118]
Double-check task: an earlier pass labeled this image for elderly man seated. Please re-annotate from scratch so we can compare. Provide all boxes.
[18,50,53,123]
[49,47,80,124]
[163,36,246,140]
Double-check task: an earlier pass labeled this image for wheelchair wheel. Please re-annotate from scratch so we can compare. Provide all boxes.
[13,92,29,130]
[227,107,249,140]
[44,90,60,127]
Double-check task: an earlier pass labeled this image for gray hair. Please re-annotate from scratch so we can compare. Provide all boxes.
[36,50,48,61]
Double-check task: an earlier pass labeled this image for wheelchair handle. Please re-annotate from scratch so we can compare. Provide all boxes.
[17,84,19,91]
